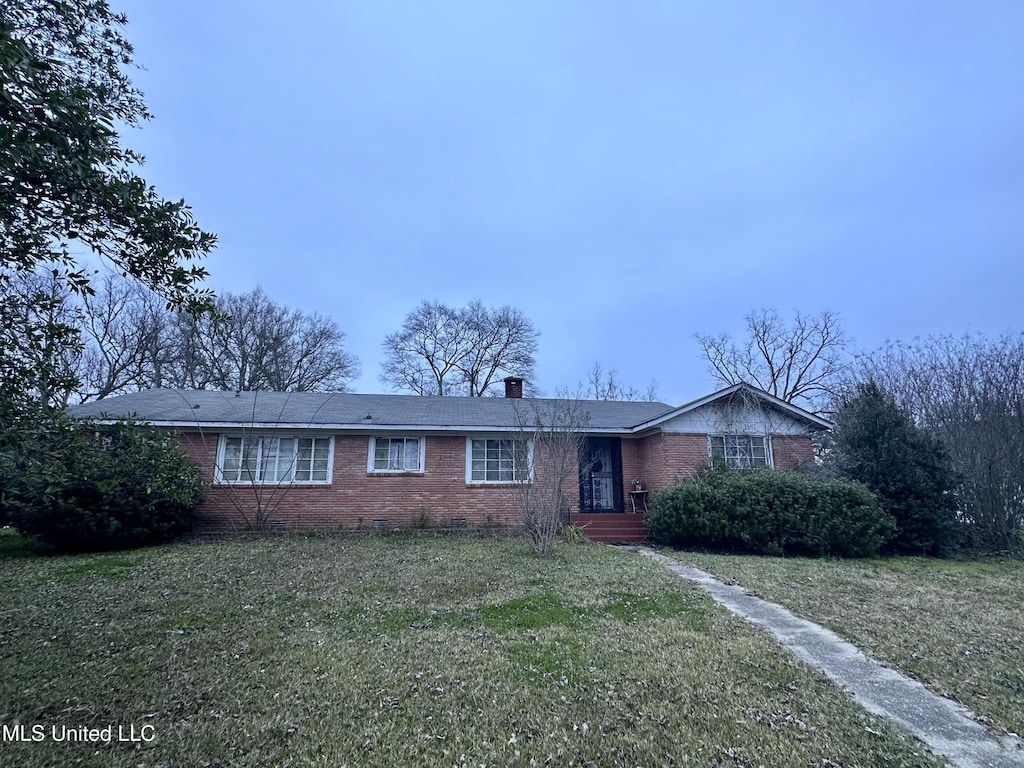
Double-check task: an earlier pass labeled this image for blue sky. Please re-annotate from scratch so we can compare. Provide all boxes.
[115,1,1024,404]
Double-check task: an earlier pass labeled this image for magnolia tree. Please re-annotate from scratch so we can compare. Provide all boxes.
[3,415,202,553]
[510,395,591,554]
[2,1,216,408]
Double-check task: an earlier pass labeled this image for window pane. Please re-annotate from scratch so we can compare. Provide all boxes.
[259,438,276,482]
[373,438,389,470]
[471,441,485,480]
[469,438,526,482]
[276,438,297,482]
[404,438,420,470]
[295,439,312,481]
[311,439,329,481]
[710,434,770,470]
[709,435,725,464]
[751,437,767,468]
[222,437,243,481]
[371,437,420,471]
[388,439,404,470]
[241,438,260,482]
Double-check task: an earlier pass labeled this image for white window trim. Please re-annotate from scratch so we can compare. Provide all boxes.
[465,436,534,484]
[708,434,774,470]
[214,433,334,485]
[367,435,426,473]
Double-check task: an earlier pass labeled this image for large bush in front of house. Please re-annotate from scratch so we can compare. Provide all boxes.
[646,469,895,557]
[832,381,961,556]
[5,414,203,553]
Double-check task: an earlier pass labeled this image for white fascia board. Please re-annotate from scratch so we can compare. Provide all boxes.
[628,383,833,433]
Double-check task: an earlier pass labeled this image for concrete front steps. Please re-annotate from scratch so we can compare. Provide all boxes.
[571,513,649,543]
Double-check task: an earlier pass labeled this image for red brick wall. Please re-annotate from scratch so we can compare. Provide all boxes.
[179,432,527,532]
[640,433,710,493]
[619,438,645,510]
[771,433,816,469]
[177,428,819,532]
[636,431,818,492]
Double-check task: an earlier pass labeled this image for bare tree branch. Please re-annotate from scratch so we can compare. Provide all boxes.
[851,333,1024,552]
[696,309,848,413]
[510,393,591,554]
[583,361,659,401]
[381,300,539,396]
[172,287,359,392]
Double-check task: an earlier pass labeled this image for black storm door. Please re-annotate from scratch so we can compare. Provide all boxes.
[579,437,623,513]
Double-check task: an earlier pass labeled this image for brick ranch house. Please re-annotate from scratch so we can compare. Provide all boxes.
[69,380,831,542]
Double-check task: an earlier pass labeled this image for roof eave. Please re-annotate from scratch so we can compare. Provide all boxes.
[76,418,639,434]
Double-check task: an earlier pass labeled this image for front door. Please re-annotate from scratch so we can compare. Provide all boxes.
[579,437,623,513]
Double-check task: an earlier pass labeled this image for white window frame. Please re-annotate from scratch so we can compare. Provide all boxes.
[465,436,533,484]
[367,436,426,473]
[215,434,334,485]
[708,434,773,470]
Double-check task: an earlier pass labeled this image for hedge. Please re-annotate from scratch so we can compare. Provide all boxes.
[645,469,895,557]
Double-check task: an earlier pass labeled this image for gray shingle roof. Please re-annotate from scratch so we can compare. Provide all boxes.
[68,389,675,432]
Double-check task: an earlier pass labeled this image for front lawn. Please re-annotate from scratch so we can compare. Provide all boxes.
[680,550,1024,738]
[0,532,943,767]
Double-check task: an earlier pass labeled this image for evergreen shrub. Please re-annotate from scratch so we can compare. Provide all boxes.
[6,416,203,553]
[833,381,961,556]
[646,469,895,557]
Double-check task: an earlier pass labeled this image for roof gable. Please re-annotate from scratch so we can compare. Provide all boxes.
[632,383,832,433]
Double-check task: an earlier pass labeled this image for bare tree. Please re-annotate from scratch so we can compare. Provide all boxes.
[0,269,82,407]
[853,334,1024,552]
[169,288,358,392]
[381,300,539,396]
[380,301,470,395]
[74,274,172,402]
[696,309,848,413]
[458,301,539,396]
[2,269,180,405]
[14,276,360,401]
[585,361,659,401]
[510,394,591,554]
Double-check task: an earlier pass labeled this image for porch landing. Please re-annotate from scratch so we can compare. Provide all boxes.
[570,513,648,544]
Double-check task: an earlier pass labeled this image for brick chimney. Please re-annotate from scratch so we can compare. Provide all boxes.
[503,376,524,399]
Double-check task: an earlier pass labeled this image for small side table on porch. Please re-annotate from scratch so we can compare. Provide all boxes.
[629,489,649,514]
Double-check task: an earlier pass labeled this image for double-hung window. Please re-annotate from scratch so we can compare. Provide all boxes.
[218,435,332,483]
[467,438,531,483]
[708,434,771,470]
[369,436,424,472]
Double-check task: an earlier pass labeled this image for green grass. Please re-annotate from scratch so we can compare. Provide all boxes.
[678,550,1024,738]
[0,526,37,559]
[0,534,945,767]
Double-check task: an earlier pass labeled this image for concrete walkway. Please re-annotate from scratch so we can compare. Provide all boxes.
[640,548,1024,768]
